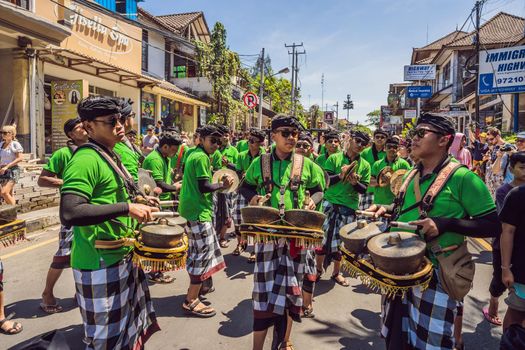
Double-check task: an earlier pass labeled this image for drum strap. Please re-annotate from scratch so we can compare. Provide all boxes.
[290,154,304,208]
[123,137,144,165]
[261,153,273,194]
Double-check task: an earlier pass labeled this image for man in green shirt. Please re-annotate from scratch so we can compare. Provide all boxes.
[367,113,500,350]
[315,130,341,168]
[114,98,143,183]
[142,131,183,201]
[369,136,410,206]
[179,124,233,318]
[235,130,250,153]
[60,97,160,349]
[315,130,371,287]
[241,115,324,350]
[38,117,88,314]
[295,133,316,161]
[359,128,387,210]
[232,128,266,259]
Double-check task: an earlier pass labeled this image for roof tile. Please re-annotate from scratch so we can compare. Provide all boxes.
[156,12,203,31]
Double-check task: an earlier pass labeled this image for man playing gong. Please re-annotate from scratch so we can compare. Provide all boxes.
[241,115,324,350]
[367,113,500,350]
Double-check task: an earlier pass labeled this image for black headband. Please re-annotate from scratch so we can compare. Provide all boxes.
[77,97,120,121]
[271,115,304,131]
[351,130,371,143]
[417,113,455,135]
[324,131,340,142]
[119,98,134,118]
[199,125,222,138]
[250,129,266,141]
[63,117,81,136]
[374,128,388,137]
[298,132,314,145]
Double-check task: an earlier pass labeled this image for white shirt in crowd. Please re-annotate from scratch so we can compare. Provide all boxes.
[142,134,159,156]
[0,141,23,166]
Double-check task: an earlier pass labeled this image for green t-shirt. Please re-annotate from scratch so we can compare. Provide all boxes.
[61,147,134,270]
[182,146,196,167]
[142,149,172,201]
[244,152,324,210]
[114,142,140,183]
[360,146,386,194]
[169,144,187,173]
[392,163,496,266]
[323,153,371,209]
[316,151,341,170]
[236,148,265,174]
[371,157,411,205]
[211,150,222,171]
[236,139,249,153]
[44,146,73,179]
[179,146,214,222]
[220,144,239,165]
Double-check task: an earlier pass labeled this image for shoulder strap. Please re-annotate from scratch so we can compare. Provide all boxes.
[419,162,464,217]
[289,154,304,191]
[261,153,273,194]
[75,142,142,200]
[396,168,419,201]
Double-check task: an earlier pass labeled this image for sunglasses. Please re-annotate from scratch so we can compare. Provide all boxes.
[249,137,263,144]
[487,137,495,142]
[374,135,386,140]
[326,139,340,144]
[277,129,299,138]
[386,144,399,150]
[1,131,11,135]
[516,139,525,143]
[354,138,368,146]
[209,137,222,146]
[92,114,124,128]
[411,128,443,139]
[296,142,311,149]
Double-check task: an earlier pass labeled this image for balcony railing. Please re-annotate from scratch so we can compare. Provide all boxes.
[1,0,30,10]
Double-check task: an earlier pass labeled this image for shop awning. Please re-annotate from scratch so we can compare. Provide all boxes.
[142,77,210,107]
[0,2,71,47]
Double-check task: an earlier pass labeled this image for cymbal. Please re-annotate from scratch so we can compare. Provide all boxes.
[377,166,393,187]
[138,168,157,196]
[390,169,408,196]
[212,168,240,193]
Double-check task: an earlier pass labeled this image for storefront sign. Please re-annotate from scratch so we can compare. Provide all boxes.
[141,93,156,134]
[404,65,436,81]
[404,109,417,119]
[324,111,334,125]
[478,45,525,95]
[407,86,432,98]
[50,80,86,151]
[199,106,207,125]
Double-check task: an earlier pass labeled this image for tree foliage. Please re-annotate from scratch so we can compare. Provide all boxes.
[365,109,381,128]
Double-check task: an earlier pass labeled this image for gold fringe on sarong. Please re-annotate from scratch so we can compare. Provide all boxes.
[132,236,188,273]
[0,220,26,247]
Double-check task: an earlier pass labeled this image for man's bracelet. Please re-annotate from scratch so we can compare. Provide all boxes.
[501,265,513,270]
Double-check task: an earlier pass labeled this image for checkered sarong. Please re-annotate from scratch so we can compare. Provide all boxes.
[253,240,306,317]
[358,192,375,211]
[51,225,73,269]
[381,271,457,350]
[234,192,249,227]
[73,256,159,349]
[304,248,317,282]
[213,192,235,231]
[186,221,226,281]
[321,201,355,255]
[0,258,3,292]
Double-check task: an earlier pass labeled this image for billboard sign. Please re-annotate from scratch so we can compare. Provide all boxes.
[324,111,334,125]
[404,64,436,81]
[407,85,432,98]
[478,45,525,95]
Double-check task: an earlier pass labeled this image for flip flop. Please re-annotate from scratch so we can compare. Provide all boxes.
[247,254,256,263]
[331,274,350,287]
[148,273,175,284]
[40,302,63,314]
[482,307,502,326]
[219,239,229,248]
[182,299,216,318]
[0,312,23,335]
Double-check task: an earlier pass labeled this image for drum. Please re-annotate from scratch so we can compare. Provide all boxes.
[339,219,383,254]
[366,232,427,275]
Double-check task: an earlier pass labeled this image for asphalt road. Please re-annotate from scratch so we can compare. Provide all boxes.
[0,226,505,350]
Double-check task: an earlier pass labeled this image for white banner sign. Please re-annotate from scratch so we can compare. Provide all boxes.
[404,65,436,81]
[478,45,525,95]
[404,109,417,119]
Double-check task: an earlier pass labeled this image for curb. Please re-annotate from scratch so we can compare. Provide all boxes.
[18,206,60,233]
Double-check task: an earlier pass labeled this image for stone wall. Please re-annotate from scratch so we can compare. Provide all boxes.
[14,167,60,213]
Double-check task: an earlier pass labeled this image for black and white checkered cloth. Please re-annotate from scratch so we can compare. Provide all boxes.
[73,256,159,349]
[213,192,235,231]
[0,258,3,292]
[381,271,458,350]
[321,201,355,255]
[234,192,249,227]
[253,240,306,318]
[186,221,226,281]
[358,192,375,212]
[51,225,73,269]
[304,248,317,282]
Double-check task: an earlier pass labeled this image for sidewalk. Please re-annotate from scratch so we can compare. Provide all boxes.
[18,206,60,233]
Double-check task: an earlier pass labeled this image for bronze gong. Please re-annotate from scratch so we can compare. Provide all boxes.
[140,218,185,249]
[367,232,426,275]
[339,219,383,254]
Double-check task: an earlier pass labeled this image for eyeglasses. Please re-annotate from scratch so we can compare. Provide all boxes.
[249,137,262,144]
[374,135,386,140]
[411,128,443,139]
[277,129,299,138]
[354,138,368,146]
[296,142,311,149]
[92,114,124,128]
[326,139,340,144]
[386,144,399,150]
[209,137,222,146]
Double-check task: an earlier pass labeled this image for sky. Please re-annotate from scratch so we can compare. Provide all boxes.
[141,0,525,124]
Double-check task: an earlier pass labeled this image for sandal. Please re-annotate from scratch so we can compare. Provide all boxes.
[302,306,315,318]
[331,273,350,287]
[279,341,295,350]
[247,253,256,263]
[182,299,216,318]
[40,302,63,314]
[315,268,324,282]
[148,272,175,284]
[482,307,502,326]
[219,239,229,248]
[232,244,243,256]
[0,312,23,335]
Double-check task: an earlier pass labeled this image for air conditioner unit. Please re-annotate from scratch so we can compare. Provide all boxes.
[462,70,474,80]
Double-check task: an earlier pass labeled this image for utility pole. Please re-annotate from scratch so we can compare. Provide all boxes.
[334,101,339,129]
[474,1,481,126]
[285,42,305,116]
[258,47,265,129]
[321,73,324,112]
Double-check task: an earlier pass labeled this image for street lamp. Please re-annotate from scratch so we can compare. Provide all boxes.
[258,67,290,128]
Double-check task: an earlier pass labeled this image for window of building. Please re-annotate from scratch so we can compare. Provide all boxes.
[116,0,126,14]
[442,61,451,87]
[88,86,116,98]
[142,30,149,71]
[3,0,30,10]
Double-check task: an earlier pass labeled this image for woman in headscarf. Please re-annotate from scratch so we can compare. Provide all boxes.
[450,133,472,169]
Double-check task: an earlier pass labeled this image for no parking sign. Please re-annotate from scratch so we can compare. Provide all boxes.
[243,92,259,109]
